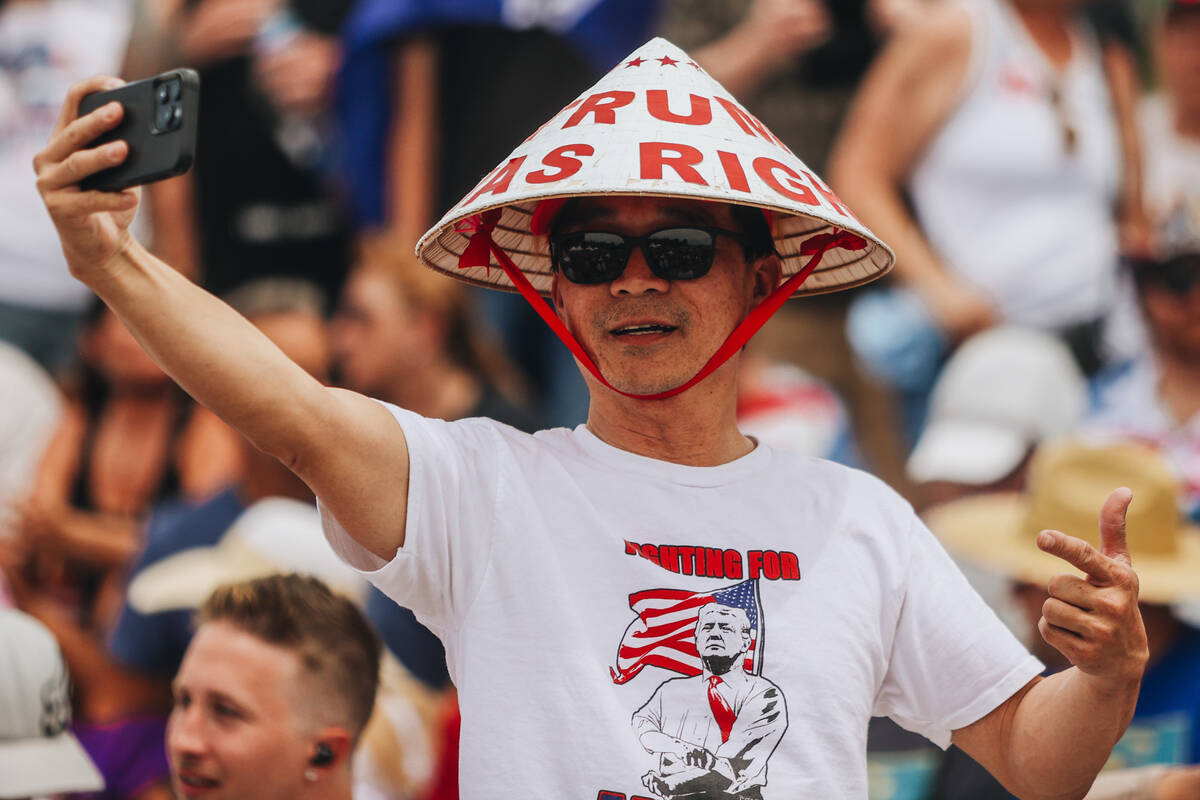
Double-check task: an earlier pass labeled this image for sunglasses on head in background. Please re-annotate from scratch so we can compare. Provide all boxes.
[1132,254,1200,296]
[549,227,747,285]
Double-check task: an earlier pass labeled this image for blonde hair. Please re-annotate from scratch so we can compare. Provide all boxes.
[197,574,381,740]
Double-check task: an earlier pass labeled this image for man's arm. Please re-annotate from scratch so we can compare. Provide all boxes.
[951,490,1149,800]
[34,76,410,561]
[386,35,438,246]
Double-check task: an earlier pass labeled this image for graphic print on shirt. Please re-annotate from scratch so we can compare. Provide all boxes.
[611,579,789,800]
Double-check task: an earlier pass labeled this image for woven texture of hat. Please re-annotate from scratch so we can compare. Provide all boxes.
[417,37,893,296]
[926,442,1200,604]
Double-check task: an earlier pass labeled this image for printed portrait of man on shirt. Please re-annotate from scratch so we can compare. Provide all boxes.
[632,602,788,799]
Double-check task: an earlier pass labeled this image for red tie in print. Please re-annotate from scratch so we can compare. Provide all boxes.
[707,675,736,743]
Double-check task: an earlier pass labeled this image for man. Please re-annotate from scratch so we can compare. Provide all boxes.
[633,603,786,799]
[36,39,1148,799]
[167,573,381,800]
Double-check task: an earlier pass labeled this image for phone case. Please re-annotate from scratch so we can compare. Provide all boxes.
[78,69,200,192]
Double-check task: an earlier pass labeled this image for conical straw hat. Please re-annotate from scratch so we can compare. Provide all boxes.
[417,37,893,296]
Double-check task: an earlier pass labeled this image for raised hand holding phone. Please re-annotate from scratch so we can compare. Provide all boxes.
[1034,487,1150,685]
[33,75,142,280]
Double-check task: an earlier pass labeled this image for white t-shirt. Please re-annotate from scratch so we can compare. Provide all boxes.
[0,0,132,310]
[321,404,1042,799]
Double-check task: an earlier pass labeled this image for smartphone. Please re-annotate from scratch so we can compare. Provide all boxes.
[78,69,200,192]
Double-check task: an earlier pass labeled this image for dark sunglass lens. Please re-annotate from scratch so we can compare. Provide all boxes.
[555,232,628,284]
[645,228,717,280]
[1162,256,1200,295]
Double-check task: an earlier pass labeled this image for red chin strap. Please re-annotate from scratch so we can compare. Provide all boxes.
[455,208,867,401]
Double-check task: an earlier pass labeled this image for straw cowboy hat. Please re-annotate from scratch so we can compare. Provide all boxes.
[925,440,1200,604]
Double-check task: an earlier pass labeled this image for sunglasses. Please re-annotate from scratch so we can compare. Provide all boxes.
[549,226,747,285]
[1133,254,1200,296]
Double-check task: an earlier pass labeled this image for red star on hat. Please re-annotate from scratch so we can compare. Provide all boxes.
[625,57,646,68]
[657,55,678,67]
[687,61,702,70]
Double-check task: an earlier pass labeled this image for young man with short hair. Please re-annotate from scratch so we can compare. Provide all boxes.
[167,574,380,799]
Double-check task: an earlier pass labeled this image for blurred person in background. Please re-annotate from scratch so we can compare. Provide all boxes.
[1088,206,1200,523]
[903,326,1089,640]
[123,488,453,800]
[167,0,356,303]
[906,327,1088,513]
[98,280,339,792]
[0,608,104,800]
[108,280,443,798]
[167,573,381,800]
[333,237,538,691]
[108,278,334,685]
[924,441,1200,800]
[0,0,203,375]
[0,341,61,542]
[354,653,459,800]
[0,0,134,373]
[830,0,1150,444]
[661,0,931,493]
[333,237,539,439]
[865,327,1087,800]
[1140,0,1200,229]
[123,487,456,800]
[735,345,858,465]
[1,302,241,800]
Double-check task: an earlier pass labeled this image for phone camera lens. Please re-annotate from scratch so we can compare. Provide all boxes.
[156,85,170,104]
[156,104,174,130]
[167,80,182,102]
[171,105,183,125]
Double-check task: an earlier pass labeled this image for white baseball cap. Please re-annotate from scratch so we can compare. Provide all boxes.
[0,609,104,798]
[907,327,1087,485]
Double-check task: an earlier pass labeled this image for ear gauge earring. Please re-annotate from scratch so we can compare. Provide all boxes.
[304,768,318,782]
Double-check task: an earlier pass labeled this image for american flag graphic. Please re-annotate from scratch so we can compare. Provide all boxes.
[610,579,762,685]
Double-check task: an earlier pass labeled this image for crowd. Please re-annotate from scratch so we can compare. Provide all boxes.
[0,0,1198,799]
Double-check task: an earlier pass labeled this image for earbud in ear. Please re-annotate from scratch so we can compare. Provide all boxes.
[311,742,334,767]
